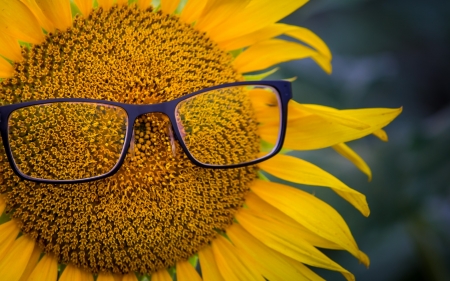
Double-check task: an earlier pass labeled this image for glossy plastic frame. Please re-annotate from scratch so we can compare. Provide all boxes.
[0,81,292,184]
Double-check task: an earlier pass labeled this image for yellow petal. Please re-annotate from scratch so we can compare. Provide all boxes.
[59,264,94,281]
[0,195,6,215]
[220,23,290,51]
[266,105,402,150]
[121,272,138,281]
[97,0,114,11]
[0,235,36,281]
[333,143,372,181]
[116,0,128,6]
[179,0,207,24]
[284,255,327,281]
[82,269,95,281]
[73,0,93,17]
[233,39,326,74]
[0,0,45,44]
[198,246,225,281]
[18,245,41,281]
[251,179,370,267]
[293,102,370,130]
[0,220,21,258]
[160,0,180,14]
[244,67,279,81]
[97,272,115,281]
[227,223,325,281]
[177,260,202,281]
[221,23,331,66]
[35,0,72,31]
[208,0,308,43]
[285,26,332,60]
[235,209,355,281]
[28,254,58,281]
[373,129,388,141]
[212,235,265,281]
[20,0,55,32]
[0,33,23,62]
[137,0,152,10]
[245,192,341,250]
[150,268,172,281]
[0,56,14,78]
[259,154,369,216]
[195,0,251,33]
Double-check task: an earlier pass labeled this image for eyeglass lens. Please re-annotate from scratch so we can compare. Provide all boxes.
[7,102,128,181]
[175,85,281,166]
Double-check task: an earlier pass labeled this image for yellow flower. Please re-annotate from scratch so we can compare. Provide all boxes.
[0,0,401,280]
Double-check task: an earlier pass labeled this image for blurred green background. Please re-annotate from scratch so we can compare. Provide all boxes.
[271,0,450,280]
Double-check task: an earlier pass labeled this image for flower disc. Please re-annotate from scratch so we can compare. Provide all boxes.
[0,5,258,274]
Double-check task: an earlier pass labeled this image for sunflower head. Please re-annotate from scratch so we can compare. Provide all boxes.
[0,0,401,280]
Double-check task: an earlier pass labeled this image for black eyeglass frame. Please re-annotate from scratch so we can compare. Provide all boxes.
[0,80,292,184]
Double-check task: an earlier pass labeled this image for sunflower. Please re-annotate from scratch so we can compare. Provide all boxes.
[0,0,401,280]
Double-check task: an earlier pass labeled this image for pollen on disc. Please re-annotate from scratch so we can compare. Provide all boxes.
[0,5,259,274]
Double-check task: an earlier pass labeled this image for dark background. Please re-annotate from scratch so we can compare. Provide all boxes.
[274,0,450,280]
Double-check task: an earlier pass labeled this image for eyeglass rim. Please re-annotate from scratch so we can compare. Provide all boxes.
[0,80,292,184]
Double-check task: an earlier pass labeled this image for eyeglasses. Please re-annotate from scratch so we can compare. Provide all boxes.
[0,81,292,184]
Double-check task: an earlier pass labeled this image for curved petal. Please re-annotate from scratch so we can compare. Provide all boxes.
[97,272,115,281]
[73,0,93,17]
[137,0,152,10]
[264,103,402,150]
[195,0,251,33]
[293,102,370,130]
[0,195,6,215]
[121,272,138,281]
[235,209,355,281]
[198,246,225,281]
[227,223,325,281]
[20,0,55,32]
[28,254,58,281]
[251,180,370,267]
[179,0,207,24]
[0,0,45,44]
[208,0,308,43]
[82,267,95,281]
[284,255,327,281]
[333,143,372,181]
[373,129,388,141]
[258,154,370,216]
[0,56,14,78]
[59,264,94,281]
[160,0,180,14]
[285,26,332,59]
[177,260,202,281]
[233,39,330,74]
[35,0,72,31]
[220,23,292,51]
[116,0,128,5]
[97,0,114,11]
[244,67,279,81]
[0,220,21,258]
[18,245,41,281]
[0,235,36,281]
[150,268,172,281]
[0,33,23,62]
[245,192,341,250]
[211,235,265,281]
[221,23,331,64]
